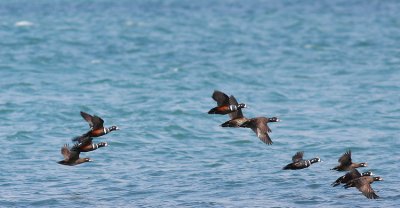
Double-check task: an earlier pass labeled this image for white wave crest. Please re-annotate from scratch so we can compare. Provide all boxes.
[15,21,34,27]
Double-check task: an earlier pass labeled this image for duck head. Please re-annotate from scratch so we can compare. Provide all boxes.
[238,103,247,109]
[362,171,374,176]
[268,117,280,122]
[109,126,119,131]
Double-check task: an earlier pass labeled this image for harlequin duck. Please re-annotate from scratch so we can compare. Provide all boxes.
[239,116,279,145]
[331,169,373,187]
[344,176,383,199]
[208,90,246,115]
[57,144,92,166]
[283,151,321,170]
[220,95,249,127]
[72,111,119,142]
[76,136,108,152]
[332,150,367,171]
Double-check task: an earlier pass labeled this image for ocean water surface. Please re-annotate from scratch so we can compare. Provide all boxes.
[0,0,399,207]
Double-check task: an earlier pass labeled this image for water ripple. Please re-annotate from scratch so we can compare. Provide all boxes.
[0,0,399,207]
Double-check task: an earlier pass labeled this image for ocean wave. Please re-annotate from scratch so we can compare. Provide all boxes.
[14,21,34,27]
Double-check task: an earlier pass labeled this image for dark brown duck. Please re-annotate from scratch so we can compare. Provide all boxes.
[72,111,119,142]
[208,90,246,115]
[344,176,383,199]
[331,169,373,187]
[283,151,321,170]
[57,144,92,166]
[239,116,279,145]
[332,150,367,171]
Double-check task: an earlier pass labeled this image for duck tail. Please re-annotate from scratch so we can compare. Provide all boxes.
[220,121,231,127]
[57,160,66,165]
[282,164,292,170]
[71,135,82,142]
[332,175,345,187]
[331,181,340,187]
[208,108,217,114]
[343,182,353,189]
[72,132,90,142]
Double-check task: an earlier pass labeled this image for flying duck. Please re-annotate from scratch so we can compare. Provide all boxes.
[283,151,321,170]
[57,144,92,166]
[75,136,108,152]
[344,176,383,199]
[332,150,367,171]
[332,169,373,187]
[220,95,249,127]
[72,111,119,142]
[239,116,279,145]
[208,90,246,115]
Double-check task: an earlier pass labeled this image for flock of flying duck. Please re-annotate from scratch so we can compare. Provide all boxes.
[57,90,383,200]
[57,111,119,165]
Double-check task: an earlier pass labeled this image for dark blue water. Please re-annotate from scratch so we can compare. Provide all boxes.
[1,0,399,207]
